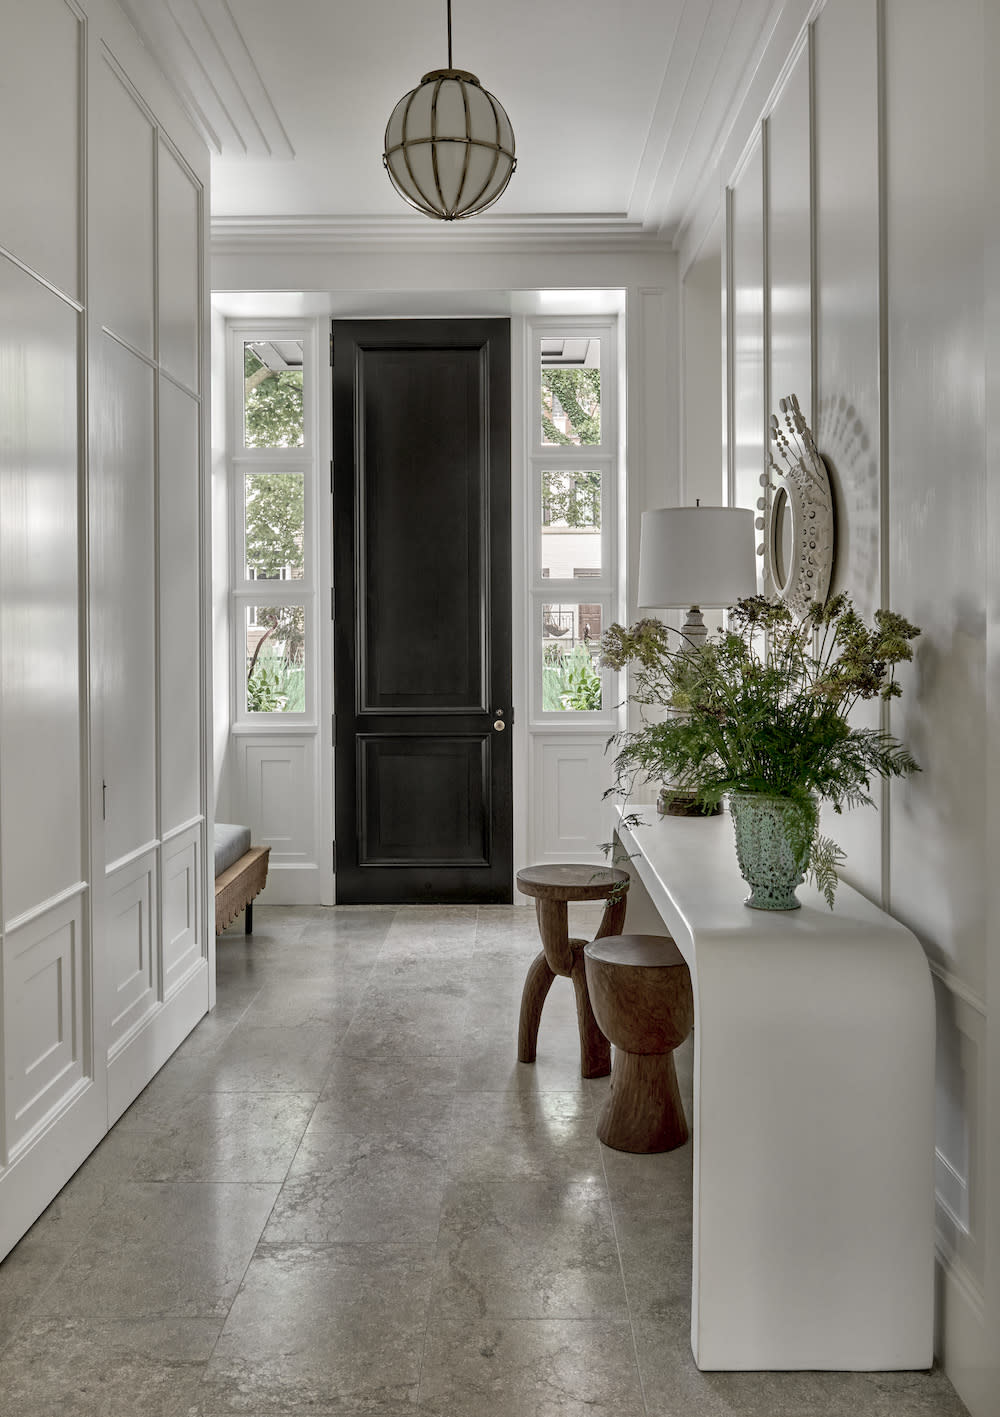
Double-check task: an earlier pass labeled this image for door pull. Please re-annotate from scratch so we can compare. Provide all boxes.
[494,719,506,731]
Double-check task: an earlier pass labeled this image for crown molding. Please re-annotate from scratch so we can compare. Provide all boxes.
[211,213,675,256]
[117,0,293,158]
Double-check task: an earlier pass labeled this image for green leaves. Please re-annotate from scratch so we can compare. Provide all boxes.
[602,594,921,819]
[541,368,601,446]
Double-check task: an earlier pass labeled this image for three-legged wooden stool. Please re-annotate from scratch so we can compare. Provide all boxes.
[516,864,630,1079]
[584,933,694,1152]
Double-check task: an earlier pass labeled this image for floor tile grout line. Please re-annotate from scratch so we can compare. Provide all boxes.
[600,1128,652,1417]
[413,907,475,1408]
[194,907,406,1379]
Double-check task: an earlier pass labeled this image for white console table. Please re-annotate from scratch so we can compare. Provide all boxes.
[612,805,935,1372]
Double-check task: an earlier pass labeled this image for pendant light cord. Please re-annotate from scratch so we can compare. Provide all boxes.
[447,0,453,68]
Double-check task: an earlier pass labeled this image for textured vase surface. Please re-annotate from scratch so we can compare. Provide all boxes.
[728,792,817,911]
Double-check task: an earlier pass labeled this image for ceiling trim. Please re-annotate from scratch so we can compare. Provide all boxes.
[118,0,293,158]
[211,213,674,256]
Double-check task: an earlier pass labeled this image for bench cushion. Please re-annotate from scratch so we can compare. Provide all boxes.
[214,822,252,878]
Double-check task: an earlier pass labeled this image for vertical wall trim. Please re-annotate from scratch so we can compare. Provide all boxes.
[876,0,891,912]
[76,2,95,1076]
[808,22,819,416]
[152,134,163,987]
[761,118,772,485]
[724,186,736,507]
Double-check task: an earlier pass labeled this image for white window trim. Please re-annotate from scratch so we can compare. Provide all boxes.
[525,317,621,730]
[226,320,321,734]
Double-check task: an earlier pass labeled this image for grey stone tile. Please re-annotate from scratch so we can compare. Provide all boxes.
[128,1091,317,1182]
[238,977,365,1028]
[0,1234,71,1353]
[339,980,471,1059]
[263,1152,447,1246]
[417,1316,646,1417]
[318,1053,459,1111]
[447,1091,604,1183]
[199,1024,339,1092]
[0,1316,221,1417]
[430,1178,627,1321]
[600,1133,694,1216]
[201,1242,435,1411]
[612,1208,692,1320]
[458,1035,611,1106]
[36,1182,279,1321]
[262,1094,452,1244]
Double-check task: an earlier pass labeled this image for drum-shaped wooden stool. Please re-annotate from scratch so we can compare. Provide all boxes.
[516,864,630,1079]
[584,933,694,1152]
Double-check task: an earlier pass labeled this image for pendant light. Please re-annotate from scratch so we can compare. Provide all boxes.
[383,0,516,220]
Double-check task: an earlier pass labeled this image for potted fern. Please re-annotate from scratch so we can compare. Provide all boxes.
[601,594,921,909]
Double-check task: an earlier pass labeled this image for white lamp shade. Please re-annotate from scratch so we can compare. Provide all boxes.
[637,506,757,609]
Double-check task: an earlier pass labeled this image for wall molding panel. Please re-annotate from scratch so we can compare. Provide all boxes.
[0,0,211,1261]
[2,895,87,1161]
[719,0,995,1406]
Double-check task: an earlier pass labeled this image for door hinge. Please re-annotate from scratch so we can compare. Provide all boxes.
[329,457,334,495]
[332,840,337,871]
[331,713,336,746]
[101,779,107,820]
[330,586,336,620]
[329,331,335,366]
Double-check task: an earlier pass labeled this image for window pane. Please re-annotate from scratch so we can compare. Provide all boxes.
[244,339,304,448]
[246,604,306,713]
[245,472,305,581]
[540,338,601,446]
[541,470,602,579]
[541,602,603,711]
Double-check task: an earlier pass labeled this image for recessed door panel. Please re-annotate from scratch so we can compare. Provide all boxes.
[358,736,490,866]
[358,348,485,711]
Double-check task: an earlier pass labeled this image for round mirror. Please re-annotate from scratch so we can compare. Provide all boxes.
[771,486,793,593]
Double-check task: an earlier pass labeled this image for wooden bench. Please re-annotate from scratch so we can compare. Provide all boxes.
[214,823,270,935]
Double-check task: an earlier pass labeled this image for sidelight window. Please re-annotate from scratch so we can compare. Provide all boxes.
[230,326,316,722]
[528,325,617,720]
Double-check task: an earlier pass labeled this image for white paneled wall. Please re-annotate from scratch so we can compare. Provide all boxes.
[715,0,996,1407]
[0,0,210,1257]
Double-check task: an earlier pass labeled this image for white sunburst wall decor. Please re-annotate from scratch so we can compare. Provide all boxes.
[758,394,836,616]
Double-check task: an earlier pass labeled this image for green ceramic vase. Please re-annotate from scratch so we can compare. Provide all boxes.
[728,792,818,911]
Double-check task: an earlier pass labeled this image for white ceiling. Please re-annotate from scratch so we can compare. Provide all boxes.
[121,0,778,239]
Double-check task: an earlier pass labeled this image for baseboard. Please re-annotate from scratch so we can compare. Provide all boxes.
[258,862,322,906]
[935,1250,994,1416]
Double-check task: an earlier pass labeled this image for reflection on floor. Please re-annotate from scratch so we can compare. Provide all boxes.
[0,904,968,1416]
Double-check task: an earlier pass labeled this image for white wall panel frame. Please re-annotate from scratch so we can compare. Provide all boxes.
[105,848,158,1053]
[160,820,202,997]
[234,734,320,904]
[2,891,89,1162]
[532,737,610,866]
[0,0,210,1264]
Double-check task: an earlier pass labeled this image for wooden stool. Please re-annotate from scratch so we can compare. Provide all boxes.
[516,864,630,1079]
[584,933,694,1152]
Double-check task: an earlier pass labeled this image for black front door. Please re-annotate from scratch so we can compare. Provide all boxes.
[332,319,512,904]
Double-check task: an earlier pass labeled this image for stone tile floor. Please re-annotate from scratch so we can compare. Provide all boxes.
[0,903,969,1416]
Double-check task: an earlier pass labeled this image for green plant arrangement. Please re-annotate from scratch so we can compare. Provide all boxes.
[600,594,921,908]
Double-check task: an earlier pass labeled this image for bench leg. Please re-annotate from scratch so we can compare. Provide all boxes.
[245,901,253,935]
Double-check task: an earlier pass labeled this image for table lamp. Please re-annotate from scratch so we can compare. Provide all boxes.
[637,504,757,647]
[636,503,757,813]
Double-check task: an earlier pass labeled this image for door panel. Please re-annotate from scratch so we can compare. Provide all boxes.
[333,319,512,904]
